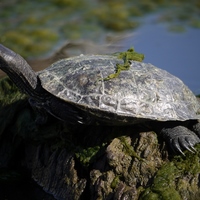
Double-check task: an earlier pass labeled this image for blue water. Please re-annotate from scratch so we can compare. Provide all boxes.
[122,14,200,94]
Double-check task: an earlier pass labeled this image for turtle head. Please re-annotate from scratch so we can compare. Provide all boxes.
[0,44,38,95]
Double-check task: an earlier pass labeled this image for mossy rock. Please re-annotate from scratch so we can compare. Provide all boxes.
[0,77,200,199]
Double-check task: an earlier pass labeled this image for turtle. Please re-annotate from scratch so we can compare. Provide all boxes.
[0,44,200,155]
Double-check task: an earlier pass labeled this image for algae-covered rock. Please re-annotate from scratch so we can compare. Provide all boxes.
[0,76,200,199]
[140,147,200,200]
[90,132,163,199]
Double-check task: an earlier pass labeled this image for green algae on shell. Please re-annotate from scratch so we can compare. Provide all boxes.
[104,48,145,80]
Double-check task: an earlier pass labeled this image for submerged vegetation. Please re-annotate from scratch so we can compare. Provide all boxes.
[0,0,200,58]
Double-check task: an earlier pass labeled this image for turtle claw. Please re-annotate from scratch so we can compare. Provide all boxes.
[179,137,196,154]
[170,138,185,156]
[180,143,195,154]
[188,143,197,152]
[161,126,200,155]
[186,138,197,152]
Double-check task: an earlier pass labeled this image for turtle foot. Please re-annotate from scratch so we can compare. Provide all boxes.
[161,126,200,155]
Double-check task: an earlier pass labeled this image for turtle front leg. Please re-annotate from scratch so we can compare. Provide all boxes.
[161,126,200,155]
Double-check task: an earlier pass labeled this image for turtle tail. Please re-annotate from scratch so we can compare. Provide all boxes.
[0,44,38,95]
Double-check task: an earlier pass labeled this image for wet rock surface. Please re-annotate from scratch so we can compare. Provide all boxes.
[0,77,200,200]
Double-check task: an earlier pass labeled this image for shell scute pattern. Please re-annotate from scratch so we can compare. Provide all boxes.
[79,95,100,108]
[38,55,200,121]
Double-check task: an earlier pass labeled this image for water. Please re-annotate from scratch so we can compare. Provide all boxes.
[122,13,200,94]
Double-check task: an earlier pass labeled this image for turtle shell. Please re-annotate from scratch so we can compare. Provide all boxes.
[38,55,200,123]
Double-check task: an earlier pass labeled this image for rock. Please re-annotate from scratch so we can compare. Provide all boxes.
[90,132,163,200]
[25,144,86,200]
[140,150,200,200]
[0,77,200,200]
